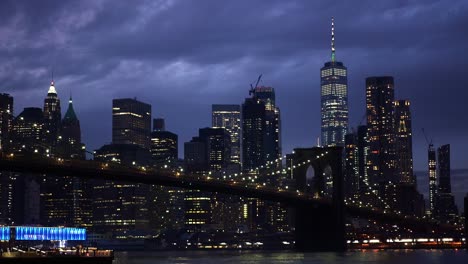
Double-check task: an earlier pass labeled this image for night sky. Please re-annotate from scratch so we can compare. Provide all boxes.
[1,1,467,204]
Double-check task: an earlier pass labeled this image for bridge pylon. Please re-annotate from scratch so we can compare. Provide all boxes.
[292,146,345,252]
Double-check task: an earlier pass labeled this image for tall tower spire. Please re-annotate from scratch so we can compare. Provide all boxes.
[331,17,335,62]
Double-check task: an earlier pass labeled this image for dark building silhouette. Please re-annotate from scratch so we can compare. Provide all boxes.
[434,144,458,223]
[321,18,348,147]
[59,96,85,159]
[241,97,265,172]
[150,118,178,166]
[153,118,165,131]
[43,81,61,153]
[344,133,358,200]
[112,98,151,149]
[0,93,13,152]
[242,86,281,173]
[199,127,231,173]
[366,76,396,185]
[394,100,415,185]
[356,125,369,192]
[10,107,45,155]
[93,144,151,234]
[438,144,451,193]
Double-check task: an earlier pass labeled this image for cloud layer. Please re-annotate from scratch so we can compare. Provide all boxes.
[1,0,467,173]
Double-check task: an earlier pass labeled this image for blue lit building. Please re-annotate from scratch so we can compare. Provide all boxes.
[320,18,348,147]
[0,226,86,241]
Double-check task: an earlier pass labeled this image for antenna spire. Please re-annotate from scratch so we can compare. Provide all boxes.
[331,17,335,62]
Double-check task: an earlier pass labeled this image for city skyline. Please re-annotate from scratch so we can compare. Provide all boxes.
[0,2,467,171]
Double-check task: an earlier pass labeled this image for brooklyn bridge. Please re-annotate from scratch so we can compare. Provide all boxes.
[0,146,461,251]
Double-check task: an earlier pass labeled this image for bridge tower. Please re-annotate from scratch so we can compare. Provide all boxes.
[291,146,345,251]
[465,194,468,250]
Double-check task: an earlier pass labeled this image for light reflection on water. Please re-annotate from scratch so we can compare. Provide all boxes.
[113,249,468,264]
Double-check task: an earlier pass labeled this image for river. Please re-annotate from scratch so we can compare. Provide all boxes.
[113,249,468,263]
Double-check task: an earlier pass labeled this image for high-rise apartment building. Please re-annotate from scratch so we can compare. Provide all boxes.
[434,144,458,222]
[394,100,414,185]
[366,76,396,185]
[112,98,151,149]
[428,143,437,214]
[212,104,241,169]
[320,18,348,147]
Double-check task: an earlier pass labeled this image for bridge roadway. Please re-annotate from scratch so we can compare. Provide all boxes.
[0,156,454,232]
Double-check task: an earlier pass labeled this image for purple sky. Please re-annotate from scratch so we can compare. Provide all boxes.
[1,0,468,201]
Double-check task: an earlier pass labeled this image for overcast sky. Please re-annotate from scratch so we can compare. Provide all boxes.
[1,0,467,177]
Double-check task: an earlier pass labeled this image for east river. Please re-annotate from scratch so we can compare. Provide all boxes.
[113,249,468,263]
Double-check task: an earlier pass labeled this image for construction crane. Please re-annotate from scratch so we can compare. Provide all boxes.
[421,128,432,146]
[249,74,262,96]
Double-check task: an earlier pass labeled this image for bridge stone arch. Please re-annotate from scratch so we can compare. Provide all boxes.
[291,146,345,251]
[292,147,343,200]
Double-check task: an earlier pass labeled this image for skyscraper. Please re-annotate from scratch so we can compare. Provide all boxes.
[438,144,451,193]
[428,143,437,214]
[60,96,85,159]
[434,144,458,222]
[366,76,396,184]
[43,80,61,151]
[199,127,231,173]
[344,133,358,199]
[320,18,348,147]
[394,100,414,185]
[150,118,178,166]
[212,104,241,169]
[356,125,369,190]
[242,97,265,172]
[242,86,281,172]
[0,93,13,152]
[112,98,151,149]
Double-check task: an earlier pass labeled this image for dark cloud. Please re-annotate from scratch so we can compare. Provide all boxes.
[0,0,467,179]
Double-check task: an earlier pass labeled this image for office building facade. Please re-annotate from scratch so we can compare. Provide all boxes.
[112,98,151,149]
[320,18,348,147]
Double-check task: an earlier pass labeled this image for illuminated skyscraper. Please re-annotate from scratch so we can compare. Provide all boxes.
[212,104,241,169]
[394,100,414,185]
[366,76,396,184]
[43,80,61,151]
[112,98,151,149]
[428,143,437,214]
[242,86,281,172]
[0,93,13,151]
[320,17,348,147]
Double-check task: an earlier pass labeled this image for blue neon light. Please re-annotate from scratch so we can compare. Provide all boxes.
[0,227,10,240]
[15,227,86,241]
